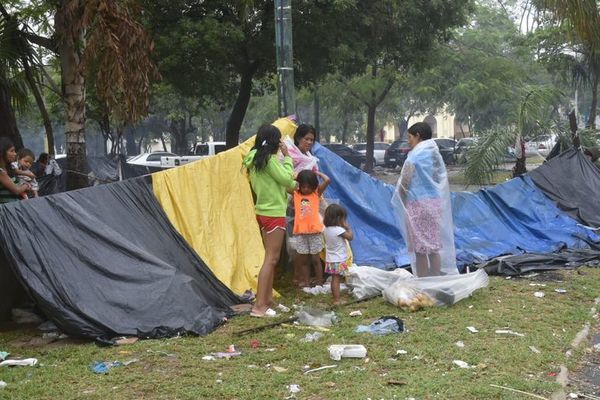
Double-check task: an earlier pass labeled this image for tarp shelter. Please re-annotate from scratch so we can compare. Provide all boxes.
[1,120,599,338]
[0,177,240,339]
[313,143,600,270]
[530,148,600,228]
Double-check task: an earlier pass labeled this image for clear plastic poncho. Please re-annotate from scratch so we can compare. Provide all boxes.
[391,139,457,277]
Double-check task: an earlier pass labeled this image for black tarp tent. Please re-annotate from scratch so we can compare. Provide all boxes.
[0,176,241,339]
[530,148,600,228]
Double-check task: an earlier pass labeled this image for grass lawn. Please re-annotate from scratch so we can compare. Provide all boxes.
[1,267,599,399]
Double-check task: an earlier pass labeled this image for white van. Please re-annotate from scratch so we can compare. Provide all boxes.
[160,142,227,168]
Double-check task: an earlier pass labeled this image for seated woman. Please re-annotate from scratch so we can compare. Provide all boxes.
[0,138,32,203]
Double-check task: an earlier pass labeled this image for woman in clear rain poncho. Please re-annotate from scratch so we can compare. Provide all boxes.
[391,122,458,277]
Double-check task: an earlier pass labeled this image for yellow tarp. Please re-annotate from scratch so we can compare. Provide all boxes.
[152,118,297,295]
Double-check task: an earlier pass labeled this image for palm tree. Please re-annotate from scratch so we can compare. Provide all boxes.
[464,86,563,185]
[0,5,56,153]
[539,0,600,128]
[3,0,158,189]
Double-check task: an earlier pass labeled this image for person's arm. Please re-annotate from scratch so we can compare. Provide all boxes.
[398,162,414,202]
[340,223,353,241]
[316,171,330,195]
[14,169,36,179]
[266,143,297,190]
[0,169,30,196]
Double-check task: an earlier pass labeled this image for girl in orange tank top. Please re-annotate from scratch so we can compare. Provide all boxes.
[290,170,330,287]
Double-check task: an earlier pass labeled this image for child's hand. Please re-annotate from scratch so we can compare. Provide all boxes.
[23,170,35,179]
[279,141,290,157]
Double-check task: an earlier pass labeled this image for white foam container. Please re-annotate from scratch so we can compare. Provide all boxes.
[328,345,367,361]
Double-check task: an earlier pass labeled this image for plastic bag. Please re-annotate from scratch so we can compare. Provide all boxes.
[382,281,435,311]
[345,266,413,299]
[355,316,404,335]
[296,308,338,327]
[412,269,489,305]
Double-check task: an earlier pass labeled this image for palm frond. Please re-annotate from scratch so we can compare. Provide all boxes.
[464,126,516,185]
[517,85,563,136]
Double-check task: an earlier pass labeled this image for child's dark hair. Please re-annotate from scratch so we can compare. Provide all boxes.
[296,170,318,191]
[17,148,34,160]
[324,204,347,227]
[407,122,432,141]
[294,124,316,146]
[37,153,49,164]
[251,124,282,171]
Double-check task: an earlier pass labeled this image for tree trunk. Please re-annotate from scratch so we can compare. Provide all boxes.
[314,87,320,141]
[98,112,111,156]
[512,136,527,177]
[137,130,147,154]
[56,6,88,189]
[586,73,599,129]
[341,119,348,144]
[23,60,54,155]
[0,81,24,149]
[160,134,168,152]
[124,127,138,156]
[398,117,408,141]
[225,62,257,149]
[365,104,376,172]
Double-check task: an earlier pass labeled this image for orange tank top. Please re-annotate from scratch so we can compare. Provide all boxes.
[293,191,324,234]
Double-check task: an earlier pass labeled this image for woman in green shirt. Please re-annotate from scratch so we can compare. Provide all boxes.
[243,125,297,317]
[0,138,31,203]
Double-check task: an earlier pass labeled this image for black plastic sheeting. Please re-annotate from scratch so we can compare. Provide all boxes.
[530,148,600,228]
[0,176,241,339]
[37,156,152,196]
[481,248,600,276]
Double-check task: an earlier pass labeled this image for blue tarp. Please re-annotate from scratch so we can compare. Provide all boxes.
[313,143,599,270]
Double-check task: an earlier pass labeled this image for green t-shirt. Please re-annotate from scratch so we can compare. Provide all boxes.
[0,168,20,204]
[243,150,296,217]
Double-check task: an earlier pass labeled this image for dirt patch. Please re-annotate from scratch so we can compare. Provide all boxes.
[567,329,600,397]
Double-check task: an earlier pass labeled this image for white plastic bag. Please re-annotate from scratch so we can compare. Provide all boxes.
[345,266,413,299]
[382,281,435,311]
[411,269,489,305]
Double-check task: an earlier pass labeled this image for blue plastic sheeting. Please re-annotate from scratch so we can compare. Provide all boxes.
[313,143,599,270]
[452,176,599,267]
[313,143,407,268]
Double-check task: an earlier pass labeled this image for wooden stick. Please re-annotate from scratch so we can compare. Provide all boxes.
[234,293,382,335]
[489,384,548,400]
[235,317,298,335]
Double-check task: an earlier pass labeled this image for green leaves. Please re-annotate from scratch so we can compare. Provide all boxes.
[464,126,516,185]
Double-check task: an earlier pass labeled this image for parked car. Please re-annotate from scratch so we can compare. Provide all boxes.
[384,139,411,168]
[433,138,456,165]
[454,138,477,164]
[322,143,366,169]
[127,151,177,167]
[352,142,390,166]
[190,141,227,156]
[525,135,557,157]
[161,141,228,168]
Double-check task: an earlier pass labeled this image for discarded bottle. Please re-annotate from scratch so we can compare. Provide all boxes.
[328,345,367,361]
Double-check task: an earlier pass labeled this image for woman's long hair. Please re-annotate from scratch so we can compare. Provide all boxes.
[251,124,281,171]
[0,137,15,176]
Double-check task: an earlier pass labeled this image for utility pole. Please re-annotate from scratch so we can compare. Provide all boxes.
[274,0,296,117]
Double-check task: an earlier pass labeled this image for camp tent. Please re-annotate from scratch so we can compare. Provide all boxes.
[1,120,599,338]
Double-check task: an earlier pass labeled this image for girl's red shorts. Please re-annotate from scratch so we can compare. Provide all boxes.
[256,215,286,234]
